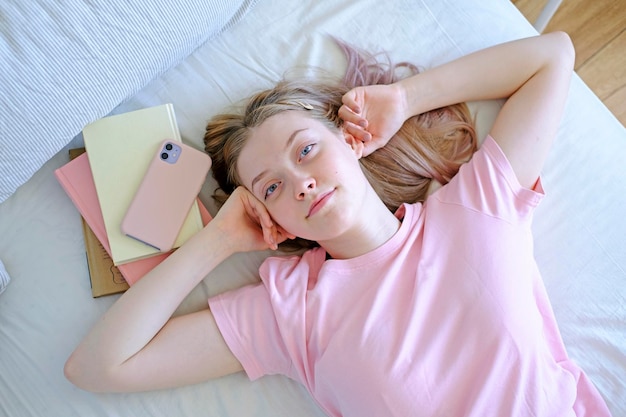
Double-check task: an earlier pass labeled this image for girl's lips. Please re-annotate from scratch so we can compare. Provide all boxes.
[307,189,335,218]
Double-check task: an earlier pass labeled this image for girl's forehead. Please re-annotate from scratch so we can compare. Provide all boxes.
[246,112,319,152]
[255,111,312,135]
[237,113,306,182]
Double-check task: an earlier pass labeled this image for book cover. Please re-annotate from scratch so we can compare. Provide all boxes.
[55,150,213,288]
[64,148,129,297]
[82,104,203,265]
[81,216,129,297]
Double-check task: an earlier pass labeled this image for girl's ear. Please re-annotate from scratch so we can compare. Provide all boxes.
[343,129,364,160]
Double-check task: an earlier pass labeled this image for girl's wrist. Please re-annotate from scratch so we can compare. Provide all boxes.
[196,221,236,262]
[395,76,421,121]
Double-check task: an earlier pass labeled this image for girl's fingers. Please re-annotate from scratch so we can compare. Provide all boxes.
[344,121,372,143]
[249,207,275,250]
[257,207,274,230]
[263,225,277,250]
[264,222,297,249]
[337,104,357,125]
[338,90,366,124]
[251,200,282,249]
[341,90,362,114]
[236,186,296,250]
[276,226,296,242]
[252,207,277,249]
[244,192,272,228]
[262,222,295,250]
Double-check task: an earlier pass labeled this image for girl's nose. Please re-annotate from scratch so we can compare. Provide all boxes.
[296,177,316,200]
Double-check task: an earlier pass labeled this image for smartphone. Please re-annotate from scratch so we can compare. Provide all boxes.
[121,139,212,252]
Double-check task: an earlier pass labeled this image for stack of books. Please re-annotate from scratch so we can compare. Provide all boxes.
[55,104,212,297]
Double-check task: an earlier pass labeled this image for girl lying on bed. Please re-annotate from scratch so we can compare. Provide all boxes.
[65,32,612,416]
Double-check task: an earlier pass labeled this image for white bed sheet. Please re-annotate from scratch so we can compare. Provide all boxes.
[1,0,624,416]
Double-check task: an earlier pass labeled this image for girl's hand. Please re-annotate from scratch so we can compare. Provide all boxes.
[211,186,295,253]
[339,83,409,156]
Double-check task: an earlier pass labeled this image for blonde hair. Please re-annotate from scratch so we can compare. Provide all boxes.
[205,80,346,202]
[204,40,476,248]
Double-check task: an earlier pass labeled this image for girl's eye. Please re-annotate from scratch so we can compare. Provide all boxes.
[265,182,279,199]
[299,144,314,160]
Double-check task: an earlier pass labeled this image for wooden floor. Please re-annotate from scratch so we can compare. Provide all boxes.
[512,0,626,127]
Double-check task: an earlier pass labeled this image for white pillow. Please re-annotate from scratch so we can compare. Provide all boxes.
[0,0,258,203]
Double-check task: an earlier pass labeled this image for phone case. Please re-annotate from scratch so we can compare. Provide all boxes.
[121,139,212,252]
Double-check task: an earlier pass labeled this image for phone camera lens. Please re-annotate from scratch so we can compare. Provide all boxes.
[161,152,169,160]
[165,143,173,151]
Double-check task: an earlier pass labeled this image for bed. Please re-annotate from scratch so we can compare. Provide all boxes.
[0,0,624,415]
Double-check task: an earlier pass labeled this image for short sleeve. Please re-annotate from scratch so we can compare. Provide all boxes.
[208,284,293,381]
[433,135,544,222]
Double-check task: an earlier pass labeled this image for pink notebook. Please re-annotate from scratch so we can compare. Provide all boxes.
[55,152,212,286]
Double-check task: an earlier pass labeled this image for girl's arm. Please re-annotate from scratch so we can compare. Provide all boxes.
[64,187,292,392]
[341,32,575,188]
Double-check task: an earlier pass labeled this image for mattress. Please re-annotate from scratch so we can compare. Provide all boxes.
[0,0,624,415]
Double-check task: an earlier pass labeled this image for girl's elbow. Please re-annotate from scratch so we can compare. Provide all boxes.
[64,351,115,393]
[550,31,576,70]
[64,353,89,391]
[64,352,95,392]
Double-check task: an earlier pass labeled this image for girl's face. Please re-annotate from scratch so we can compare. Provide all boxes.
[237,111,370,242]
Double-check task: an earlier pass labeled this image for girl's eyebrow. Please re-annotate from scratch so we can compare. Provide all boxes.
[285,128,308,149]
[250,128,308,191]
[251,169,269,192]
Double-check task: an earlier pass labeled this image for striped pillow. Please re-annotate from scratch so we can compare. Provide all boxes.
[0,0,257,203]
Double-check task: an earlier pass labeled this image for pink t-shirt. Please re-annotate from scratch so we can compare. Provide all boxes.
[209,136,611,417]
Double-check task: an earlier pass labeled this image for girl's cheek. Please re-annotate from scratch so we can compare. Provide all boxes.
[272,204,297,232]
[266,204,285,226]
